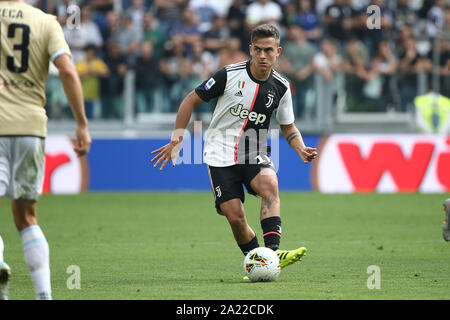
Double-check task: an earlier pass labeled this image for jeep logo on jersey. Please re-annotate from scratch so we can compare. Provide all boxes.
[230,104,267,125]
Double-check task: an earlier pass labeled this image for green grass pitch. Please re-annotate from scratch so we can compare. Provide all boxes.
[0,192,449,300]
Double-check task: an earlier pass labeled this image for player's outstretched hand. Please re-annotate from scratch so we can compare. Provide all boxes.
[74,126,92,157]
[299,146,318,164]
[151,140,182,170]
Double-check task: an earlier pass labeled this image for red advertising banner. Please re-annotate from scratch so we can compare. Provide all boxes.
[43,136,89,194]
[315,135,450,193]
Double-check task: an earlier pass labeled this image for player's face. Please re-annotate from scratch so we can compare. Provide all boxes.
[249,37,281,73]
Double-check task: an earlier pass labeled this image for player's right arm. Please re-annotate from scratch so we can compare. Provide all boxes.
[151,67,227,170]
[151,91,204,170]
[54,54,92,157]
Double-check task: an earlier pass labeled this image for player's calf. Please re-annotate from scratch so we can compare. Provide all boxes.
[20,225,52,300]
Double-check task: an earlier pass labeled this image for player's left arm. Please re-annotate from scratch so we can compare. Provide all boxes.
[280,123,318,164]
[275,83,317,164]
[47,16,91,157]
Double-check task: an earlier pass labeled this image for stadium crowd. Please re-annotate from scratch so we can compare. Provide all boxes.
[36,0,450,120]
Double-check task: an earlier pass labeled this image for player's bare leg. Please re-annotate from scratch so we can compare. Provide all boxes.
[12,198,38,231]
[250,168,281,249]
[250,168,306,268]
[12,198,52,300]
[220,199,259,255]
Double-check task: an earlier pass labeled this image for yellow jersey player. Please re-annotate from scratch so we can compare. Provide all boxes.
[0,0,91,300]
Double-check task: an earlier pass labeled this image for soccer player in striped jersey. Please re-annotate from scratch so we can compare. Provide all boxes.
[151,24,317,271]
[0,0,91,299]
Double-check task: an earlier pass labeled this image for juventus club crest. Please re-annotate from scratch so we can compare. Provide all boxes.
[266,90,275,108]
[215,186,222,198]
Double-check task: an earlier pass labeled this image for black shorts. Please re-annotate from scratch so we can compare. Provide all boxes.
[206,159,276,215]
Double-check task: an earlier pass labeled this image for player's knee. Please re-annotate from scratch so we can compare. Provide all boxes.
[221,204,247,228]
[259,178,279,200]
[226,213,247,229]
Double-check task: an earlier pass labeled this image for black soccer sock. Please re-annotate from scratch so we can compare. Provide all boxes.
[238,236,259,256]
[261,216,282,251]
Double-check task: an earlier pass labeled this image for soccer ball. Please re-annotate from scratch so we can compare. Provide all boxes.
[243,247,280,282]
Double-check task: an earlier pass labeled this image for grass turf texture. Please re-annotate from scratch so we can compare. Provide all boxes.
[0,192,449,300]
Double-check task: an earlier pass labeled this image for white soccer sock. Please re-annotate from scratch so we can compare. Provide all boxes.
[0,235,4,262]
[20,225,52,300]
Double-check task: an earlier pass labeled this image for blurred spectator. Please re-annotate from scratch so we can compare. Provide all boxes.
[111,13,142,67]
[86,0,114,13]
[398,36,433,111]
[396,24,415,53]
[45,62,71,119]
[360,0,395,55]
[122,0,152,9]
[153,0,188,34]
[191,41,217,79]
[282,1,298,26]
[294,0,322,44]
[226,0,248,52]
[281,25,318,118]
[135,41,160,113]
[102,41,129,118]
[38,0,450,121]
[189,0,233,19]
[245,0,283,29]
[313,37,342,85]
[101,10,120,44]
[76,44,110,118]
[203,15,230,54]
[394,0,419,32]
[371,40,399,111]
[342,37,381,111]
[429,38,450,98]
[63,4,104,62]
[142,11,167,59]
[188,0,233,33]
[217,37,249,68]
[446,7,450,32]
[126,0,147,38]
[170,7,202,54]
[311,37,342,117]
[342,37,371,81]
[323,0,354,45]
[160,34,188,111]
[316,0,334,16]
[52,0,80,25]
[426,0,447,39]
[177,58,203,106]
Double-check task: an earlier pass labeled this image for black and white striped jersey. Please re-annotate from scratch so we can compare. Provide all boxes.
[195,60,294,167]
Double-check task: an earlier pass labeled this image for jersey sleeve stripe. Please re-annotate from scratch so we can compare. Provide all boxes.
[225,66,246,72]
[272,72,290,88]
[51,50,70,62]
[225,61,247,68]
[224,62,247,71]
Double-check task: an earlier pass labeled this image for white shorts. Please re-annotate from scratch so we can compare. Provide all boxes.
[0,137,45,200]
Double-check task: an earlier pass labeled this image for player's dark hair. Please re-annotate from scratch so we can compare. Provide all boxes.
[250,24,280,45]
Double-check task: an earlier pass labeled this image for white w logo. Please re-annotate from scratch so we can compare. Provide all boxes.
[265,94,274,108]
[215,186,222,197]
